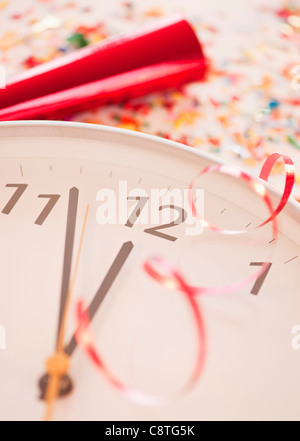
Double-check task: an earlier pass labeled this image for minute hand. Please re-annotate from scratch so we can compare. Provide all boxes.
[56,186,79,348]
[64,240,134,356]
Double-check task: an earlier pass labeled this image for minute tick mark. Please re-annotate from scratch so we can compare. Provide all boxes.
[284,256,298,264]
[165,186,171,196]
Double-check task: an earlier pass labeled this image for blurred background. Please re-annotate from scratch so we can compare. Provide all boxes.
[1,0,300,199]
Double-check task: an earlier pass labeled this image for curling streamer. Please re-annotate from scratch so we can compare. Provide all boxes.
[75,285,206,406]
[75,153,295,404]
[188,153,294,236]
[145,153,295,297]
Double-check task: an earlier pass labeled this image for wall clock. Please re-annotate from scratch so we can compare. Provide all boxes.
[0,121,299,421]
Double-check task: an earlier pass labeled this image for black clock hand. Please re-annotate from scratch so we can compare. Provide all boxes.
[39,187,80,403]
[56,187,79,348]
[39,240,133,401]
[64,240,134,356]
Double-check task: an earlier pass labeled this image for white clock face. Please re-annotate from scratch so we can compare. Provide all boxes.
[0,121,299,421]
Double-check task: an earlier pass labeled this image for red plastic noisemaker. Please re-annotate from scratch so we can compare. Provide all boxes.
[0,16,207,120]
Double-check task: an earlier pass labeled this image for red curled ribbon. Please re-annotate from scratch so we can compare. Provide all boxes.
[75,280,206,406]
[146,153,296,296]
[189,153,294,236]
[75,153,295,404]
[259,153,295,224]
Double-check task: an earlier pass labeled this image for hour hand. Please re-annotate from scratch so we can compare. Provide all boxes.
[65,240,134,356]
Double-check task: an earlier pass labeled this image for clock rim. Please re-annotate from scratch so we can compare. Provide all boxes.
[0,119,298,227]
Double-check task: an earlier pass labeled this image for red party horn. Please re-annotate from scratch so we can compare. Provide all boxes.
[0,16,207,120]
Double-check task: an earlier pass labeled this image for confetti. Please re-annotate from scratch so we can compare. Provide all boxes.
[32,15,62,33]
[287,135,300,150]
[0,1,9,10]
[0,31,20,51]
[67,32,89,48]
